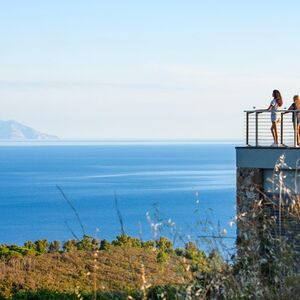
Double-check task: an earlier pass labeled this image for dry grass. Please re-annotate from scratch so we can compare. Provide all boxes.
[0,246,190,298]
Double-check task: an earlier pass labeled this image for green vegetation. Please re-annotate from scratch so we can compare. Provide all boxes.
[0,234,215,299]
[111,234,142,248]
[0,287,183,300]
[2,220,299,299]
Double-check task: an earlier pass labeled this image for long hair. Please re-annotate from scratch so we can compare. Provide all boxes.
[294,95,300,110]
[273,90,283,107]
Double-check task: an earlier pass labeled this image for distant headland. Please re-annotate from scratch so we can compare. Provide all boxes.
[0,120,59,140]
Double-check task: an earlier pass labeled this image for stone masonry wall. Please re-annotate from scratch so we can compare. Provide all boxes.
[237,167,263,214]
[237,167,300,253]
[236,167,263,250]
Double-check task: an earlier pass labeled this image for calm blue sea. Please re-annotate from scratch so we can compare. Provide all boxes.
[0,143,236,249]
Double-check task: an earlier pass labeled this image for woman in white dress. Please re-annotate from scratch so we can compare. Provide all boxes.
[267,90,283,146]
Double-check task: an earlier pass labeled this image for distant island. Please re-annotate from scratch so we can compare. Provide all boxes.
[0,120,59,140]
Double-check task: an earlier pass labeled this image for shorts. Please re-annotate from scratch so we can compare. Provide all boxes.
[271,112,280,123]
[292,113,300,124]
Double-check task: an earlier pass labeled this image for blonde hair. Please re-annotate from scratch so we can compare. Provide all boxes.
[294,95,300,109]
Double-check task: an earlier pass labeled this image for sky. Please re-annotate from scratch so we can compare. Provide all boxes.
[1,0,300,139]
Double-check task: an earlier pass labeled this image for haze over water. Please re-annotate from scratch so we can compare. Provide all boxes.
[0,143,236,248]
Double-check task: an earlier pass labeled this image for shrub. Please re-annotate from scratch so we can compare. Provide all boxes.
[147,285,183,299]
[0,245,10,257]
[24,241,36,250]
[111,235,142,248]
[156,250,169,263]
[34,240,49,254]
[62,240,77,252]
[142,240,155,250]
[48,240,61,253]
[100,239,111,251]
[0,244,36,258]
[184,242,208,272]
[174,247,185,257]
[76,235,99,251]
[155,237,173,253]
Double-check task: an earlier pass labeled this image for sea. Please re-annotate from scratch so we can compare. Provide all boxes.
[0,142,237,252]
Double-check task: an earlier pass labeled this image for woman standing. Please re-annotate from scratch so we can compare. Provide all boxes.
[267,90,283,146]
[288,95,300,146]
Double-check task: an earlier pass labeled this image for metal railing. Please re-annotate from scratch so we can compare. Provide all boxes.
[245,110,300,147]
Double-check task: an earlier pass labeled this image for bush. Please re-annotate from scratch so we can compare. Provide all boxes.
[184,242,208,272]
[111,235,142,248]
[62,240,77,252]
[76,235,99,251]
[147,285,183,300]
[35,240,49,254]
[0,244,36,258]
[11,289,78,299]
[156,250,169,263]
[142,240,155,250]
[174,247,185,257]
[24,241,35,250]
[100,239,111,251]
[155,237,173,253]
[48,241,60,253]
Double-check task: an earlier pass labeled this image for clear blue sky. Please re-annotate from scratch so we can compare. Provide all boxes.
[1,0,300,139]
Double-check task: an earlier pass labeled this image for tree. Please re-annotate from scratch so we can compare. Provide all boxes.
[76,235,99,251]
[100,239,111,251]
[35,240,49,254]
[24,241,36,250]
[49,240,61,253]
[156,250,169,263]
[185,242,198,259]
[112,235,142,248]
[63,240,77,252]
[185,242,208,272]
[156,237,173,253]
[142,240,155,250]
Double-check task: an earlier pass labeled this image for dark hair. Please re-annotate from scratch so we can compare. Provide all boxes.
[273,90,283,107]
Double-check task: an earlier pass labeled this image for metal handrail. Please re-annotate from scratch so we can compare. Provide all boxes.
[245,110,300,147]
[244,109,300,113]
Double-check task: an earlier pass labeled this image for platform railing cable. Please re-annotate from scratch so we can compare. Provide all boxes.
[244,110,300,147]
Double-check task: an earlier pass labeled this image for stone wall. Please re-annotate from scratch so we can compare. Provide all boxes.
[236,167,263,251]
[236,166,300,253]
[237,167,263,215]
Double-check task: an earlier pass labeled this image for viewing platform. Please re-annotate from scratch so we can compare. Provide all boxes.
[237,109,300,170]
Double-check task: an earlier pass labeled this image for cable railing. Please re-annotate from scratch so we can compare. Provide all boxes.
[245,110,300,147]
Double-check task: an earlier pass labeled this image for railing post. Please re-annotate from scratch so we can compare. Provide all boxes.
[280,113,283,145]
[255,112,258,147]
[246,112,249,146]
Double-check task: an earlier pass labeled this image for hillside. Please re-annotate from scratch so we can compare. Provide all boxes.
[0,235,205,299]
[0,120,58,140]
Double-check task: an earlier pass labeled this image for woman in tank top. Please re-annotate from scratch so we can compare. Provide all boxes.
[267,90,283,147]
[288,95,300,146]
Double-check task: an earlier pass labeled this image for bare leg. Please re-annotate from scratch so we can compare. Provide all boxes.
[271,124,275,143]
[273,121,278,144]
[271,122,278,144]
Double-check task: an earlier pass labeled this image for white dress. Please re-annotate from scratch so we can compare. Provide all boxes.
[270,99,280,122]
